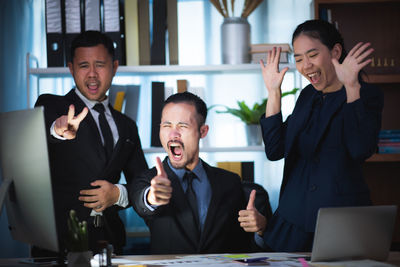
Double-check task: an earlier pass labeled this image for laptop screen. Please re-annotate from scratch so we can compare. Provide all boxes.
[311,205,397,262]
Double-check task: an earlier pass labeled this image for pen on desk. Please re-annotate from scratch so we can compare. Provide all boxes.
[243,257,269,263]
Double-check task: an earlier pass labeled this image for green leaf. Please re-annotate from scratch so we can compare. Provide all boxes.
[210,88,298,124]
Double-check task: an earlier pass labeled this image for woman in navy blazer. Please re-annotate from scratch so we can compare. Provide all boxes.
[238,20,383,252]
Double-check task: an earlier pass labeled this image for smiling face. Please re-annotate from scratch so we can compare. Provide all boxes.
[293,34,342,93]
[159,102,209,170]
[68,44,118,102]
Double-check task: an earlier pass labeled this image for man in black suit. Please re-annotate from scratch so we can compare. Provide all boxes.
[130,92,251,254]
[35,31,148,255]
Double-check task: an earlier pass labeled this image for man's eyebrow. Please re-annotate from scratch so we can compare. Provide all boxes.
[294,48,318,57]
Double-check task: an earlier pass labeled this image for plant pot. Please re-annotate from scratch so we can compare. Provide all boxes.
[245,124,262,146]
[67,251,92,267]
[221,17,251,64]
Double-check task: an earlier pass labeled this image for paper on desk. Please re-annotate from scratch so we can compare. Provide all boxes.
[309,259,396,267]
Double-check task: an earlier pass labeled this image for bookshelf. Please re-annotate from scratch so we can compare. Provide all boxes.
[313,0,400,248]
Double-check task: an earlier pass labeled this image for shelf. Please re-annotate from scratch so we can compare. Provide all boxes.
[366,74,400,84]
[27,63,296,78]
[366,153,400,162]
[143,146,265,154]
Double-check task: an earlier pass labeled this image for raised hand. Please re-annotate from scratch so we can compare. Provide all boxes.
[238,189,267,236]
[332,42,374,102]
[79,180,120,212]
[260,47,289,95]
[260,47,289,117]
[54,104,88,139]
[147,157,173,206]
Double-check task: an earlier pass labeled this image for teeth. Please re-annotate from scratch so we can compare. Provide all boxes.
[308,72,318,77]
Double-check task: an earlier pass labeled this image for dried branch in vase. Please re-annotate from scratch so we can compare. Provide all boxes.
[210,0,264,18]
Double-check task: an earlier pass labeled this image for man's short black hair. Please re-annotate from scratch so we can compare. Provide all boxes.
[70,31,115,62]
[163,92,208,127]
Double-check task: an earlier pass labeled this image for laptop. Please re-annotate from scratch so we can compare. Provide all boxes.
[311,205,397,262]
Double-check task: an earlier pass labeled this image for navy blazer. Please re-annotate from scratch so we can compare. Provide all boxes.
[260,82,383,232]
[35,89,148,253]
[129,157,252,254]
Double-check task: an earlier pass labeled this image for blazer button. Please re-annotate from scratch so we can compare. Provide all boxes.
[310,185,317,191]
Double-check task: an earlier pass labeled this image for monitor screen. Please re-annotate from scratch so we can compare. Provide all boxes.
[0,107,59,253]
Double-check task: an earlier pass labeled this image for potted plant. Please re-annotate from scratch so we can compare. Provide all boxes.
[210,88,299,145]
[66,210,92,267]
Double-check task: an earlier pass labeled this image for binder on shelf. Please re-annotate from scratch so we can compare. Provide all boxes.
[167,0,179,65]
[108,85,141,121]
[45,0,65,67]
[113,91,125,112]
[151,0,167,65]
[137,0,151,65]
[124,0,140,66]
[84,0,101,31]
[217,161,254,182]
[151,82,165,147]
[64,0,82,64]
[103,0,126,65]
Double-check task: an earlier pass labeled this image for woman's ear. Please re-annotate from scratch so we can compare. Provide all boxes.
[332,43,342,60]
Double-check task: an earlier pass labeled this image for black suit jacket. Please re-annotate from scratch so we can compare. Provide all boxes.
[130,157,252,254]
[35,89,148,253]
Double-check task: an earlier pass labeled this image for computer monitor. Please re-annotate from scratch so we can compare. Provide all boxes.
[0,107,59,253]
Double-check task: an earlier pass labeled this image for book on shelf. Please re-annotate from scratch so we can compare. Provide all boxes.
[137,0,151,65]
[151,82,165,147]
[378,142,400,147]
[151,0,167,65]
[250,43,292,64]
[167,0,179,65]
[177,79,188,93]
[217,161,254,182]
[378,146,400,154]
[379,129,400,139]
[124,0,140,66]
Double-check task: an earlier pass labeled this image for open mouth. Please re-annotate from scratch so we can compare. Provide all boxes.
[307,71,321,84]
[168,140,184,160]
[87,81,99,93]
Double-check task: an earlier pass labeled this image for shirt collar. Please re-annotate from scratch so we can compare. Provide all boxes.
[167,158,206,182]
[74,88,110,110]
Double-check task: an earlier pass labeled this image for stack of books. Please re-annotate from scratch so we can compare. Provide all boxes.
[378,130,400,154]
[250,43,292,64]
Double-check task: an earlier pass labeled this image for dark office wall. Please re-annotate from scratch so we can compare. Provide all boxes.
[0,0,34,258]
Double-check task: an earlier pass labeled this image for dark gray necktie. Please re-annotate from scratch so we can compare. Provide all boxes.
[93,103,114,160]
[184,171,200,233]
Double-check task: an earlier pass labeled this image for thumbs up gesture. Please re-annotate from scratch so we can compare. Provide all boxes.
[238,189,267,236]
[147,157,173,206]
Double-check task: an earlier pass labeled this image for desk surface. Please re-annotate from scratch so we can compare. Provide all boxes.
[1,252,400,266]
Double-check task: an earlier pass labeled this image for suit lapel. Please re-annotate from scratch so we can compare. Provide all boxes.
[164,160,200,247]
[198,161,221,249]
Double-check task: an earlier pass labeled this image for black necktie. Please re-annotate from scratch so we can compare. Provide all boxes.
[184,171,200,233]
[93,103,114,160]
